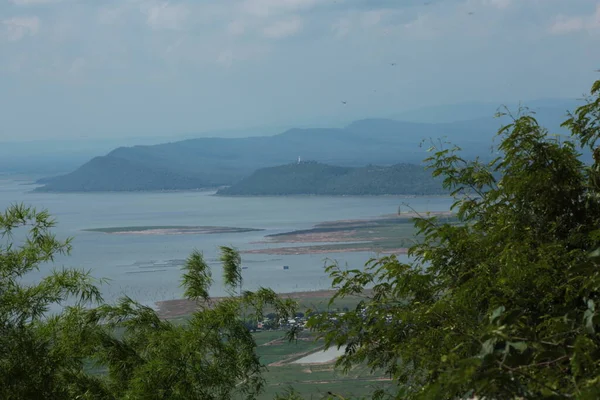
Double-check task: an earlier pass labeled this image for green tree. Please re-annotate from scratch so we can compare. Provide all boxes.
[0,204,105,400]
[220,245,243,296]
[79,249,296,399]
[309,79,600,399]
[1,205,297,399]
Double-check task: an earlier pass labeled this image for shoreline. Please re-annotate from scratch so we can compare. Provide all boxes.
[214,193,450,198]
[245,211,452,255]
[156,288,345,319]
[82,225,264,235]
[242,246,408,256]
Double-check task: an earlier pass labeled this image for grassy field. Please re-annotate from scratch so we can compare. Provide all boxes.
[257,363,394,400]
[250,330,394,400]
[86,291,390,399]
[249,290,394,398]
[84,330,393,399]
[256,331,324,365]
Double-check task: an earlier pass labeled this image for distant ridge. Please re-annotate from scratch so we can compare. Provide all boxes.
[216,162,444,196]
[35,109,570,192]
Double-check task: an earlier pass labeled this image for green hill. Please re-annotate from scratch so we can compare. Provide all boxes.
[34,109,571,192]
[35,156,217,192]
[216,162,444,196]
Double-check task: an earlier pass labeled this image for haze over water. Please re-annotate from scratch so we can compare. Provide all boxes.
[0,176,454,307]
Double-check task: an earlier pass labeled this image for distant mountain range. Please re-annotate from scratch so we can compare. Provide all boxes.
[33,101,578,193]
[217,162,444,196]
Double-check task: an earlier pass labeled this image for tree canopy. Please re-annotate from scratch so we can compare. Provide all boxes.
[0,206,296,400]
[309,79,600,399]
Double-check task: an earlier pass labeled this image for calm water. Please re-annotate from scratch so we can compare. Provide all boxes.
[0,177,454,306]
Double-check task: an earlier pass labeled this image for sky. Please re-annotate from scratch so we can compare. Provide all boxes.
[1,0,599,141]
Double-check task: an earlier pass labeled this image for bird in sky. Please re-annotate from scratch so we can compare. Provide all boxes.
[468,11,474,15]
[341,101,347,105]
[390,62,397,66]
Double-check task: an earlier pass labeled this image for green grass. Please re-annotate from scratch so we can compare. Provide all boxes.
[256,363,394,399]
[292,292,369,314]
[83,329,394,399]
[250,330,395,399]
[254,330,287,346]
[257,340,323,366]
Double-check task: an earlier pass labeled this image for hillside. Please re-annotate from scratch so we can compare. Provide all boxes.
[216,162,444,196]
[36,156,215,192]
[35,109,570,192]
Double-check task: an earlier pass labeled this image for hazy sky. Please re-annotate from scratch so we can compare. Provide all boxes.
[1,0,599,141]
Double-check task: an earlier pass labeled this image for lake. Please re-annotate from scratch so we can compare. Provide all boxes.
[0,176,454,307]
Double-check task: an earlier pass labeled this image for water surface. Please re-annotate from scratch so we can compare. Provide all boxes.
[0,177,453,306]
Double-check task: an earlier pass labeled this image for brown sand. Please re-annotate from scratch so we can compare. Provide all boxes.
[242,246,408,256]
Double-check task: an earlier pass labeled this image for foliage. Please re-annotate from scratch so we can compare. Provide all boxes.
[220,245,243,295]
[217,162,445,196]
[0,204,104,400]
[308,79,600,399]
[0,204,296,399]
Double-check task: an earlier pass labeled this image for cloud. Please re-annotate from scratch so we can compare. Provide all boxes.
[402,12,440,40]
[263,17,303,38]
[97,6,127,25]
[549,4,600,35]
[227,20,246,36]
[549,16,585,34]
[241,0,318,17]
[216,44,269,67]
[361,10,385,27]
[0,0,597,81]
[9,0,60,5]
[485,0,511,9]
[1,16,40,41]
[592,3,600,29]
[328,8,403,40]
[331,17,351,38]
[216,49,234,67]
[144,2,189,30]
[68,57,86,75]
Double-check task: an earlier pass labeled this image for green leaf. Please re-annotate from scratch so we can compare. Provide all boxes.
[490,306,505,323]
[508,341,528,353]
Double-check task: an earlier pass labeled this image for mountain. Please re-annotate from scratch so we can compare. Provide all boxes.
[0,137,187,175]
[0,125,291,175]
[35,156,216,192]
[35,109,572,192]
[216,162,444,196]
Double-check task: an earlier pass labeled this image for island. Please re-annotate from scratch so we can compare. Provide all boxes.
[83,226,264,235]
[217,162,445,196]
[243,211,455,255]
